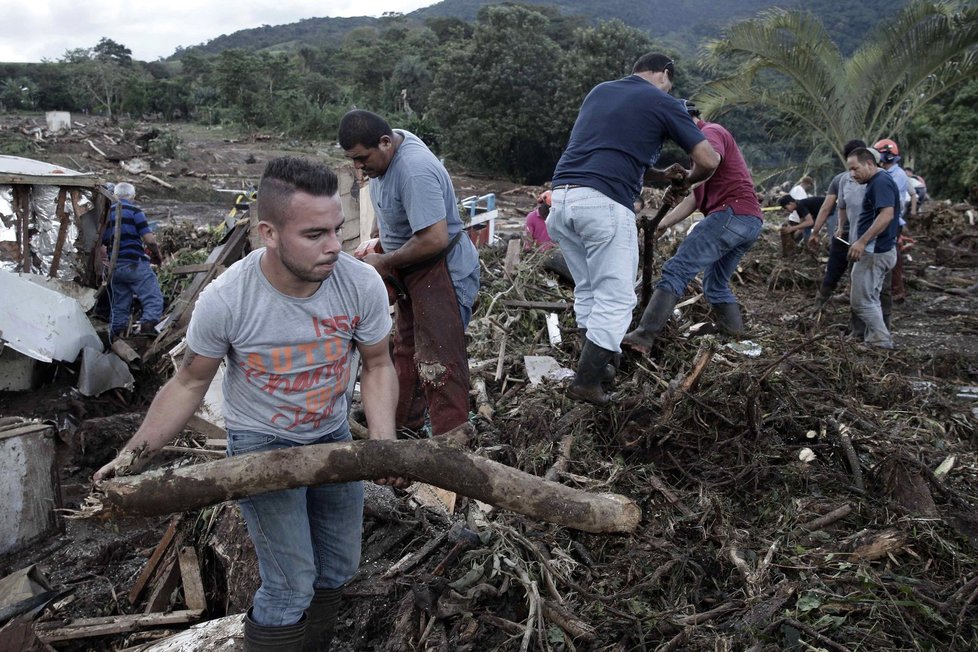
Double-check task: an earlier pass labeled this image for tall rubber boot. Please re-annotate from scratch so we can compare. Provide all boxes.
[567,340,614,406]
[621,289,679,355]
[244,609,306,652]
[302,587,343,652]
[577,328,617,382]
[711,303,745,338]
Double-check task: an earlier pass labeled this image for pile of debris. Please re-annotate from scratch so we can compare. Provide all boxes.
[2,193,978,651]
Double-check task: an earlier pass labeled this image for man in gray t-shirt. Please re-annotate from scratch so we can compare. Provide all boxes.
[95,157,402,650]
[339,110,478,436]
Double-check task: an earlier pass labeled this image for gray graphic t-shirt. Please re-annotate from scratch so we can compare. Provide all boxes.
[187,249,392,443]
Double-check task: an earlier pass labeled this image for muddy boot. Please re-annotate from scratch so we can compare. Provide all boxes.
[302,587,343,652]
[244,609,306,652]
[622,289,679,354]
[578,328,616,381]
[567,340,614,406]
[711,303,745,338]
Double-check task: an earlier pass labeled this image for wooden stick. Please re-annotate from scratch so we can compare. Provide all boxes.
[48,188,70,277]
[177,546,207,611]
[100,436,642,534]
[473,376,494,420]
[794,504,853,534]
[503,238,521,277]
[36,610,204,643]
[494,333,508,383]
[501,300,570,311]
[129,516,181,605]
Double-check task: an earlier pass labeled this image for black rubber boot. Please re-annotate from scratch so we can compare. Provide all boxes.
[302,587,343,652]
[244,609,306,652]
[711,303,745,337]
[567,340,614,406]
[621,289,679,354]
[577,329,616,382]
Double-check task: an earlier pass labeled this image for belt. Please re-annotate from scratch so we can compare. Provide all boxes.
[554,183,586,190]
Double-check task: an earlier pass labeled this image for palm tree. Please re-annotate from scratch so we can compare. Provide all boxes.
[697,0,978,164]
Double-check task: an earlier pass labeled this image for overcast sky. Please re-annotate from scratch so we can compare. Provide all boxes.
[0,0,439,63]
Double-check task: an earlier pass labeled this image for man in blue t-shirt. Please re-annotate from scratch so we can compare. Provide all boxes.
[101,182,164,339]
[547,52,719,405]
[846,148,901,349]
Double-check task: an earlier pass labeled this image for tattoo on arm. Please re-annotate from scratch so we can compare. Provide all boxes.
[181,348,198,369]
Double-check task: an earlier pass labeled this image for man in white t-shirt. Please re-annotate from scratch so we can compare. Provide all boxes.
[95,157,403,651]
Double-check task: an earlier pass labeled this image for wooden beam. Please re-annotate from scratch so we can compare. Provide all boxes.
[167,263,221,276]
[0,174,102,188]
[35,610,204,643]
[14,185,31,272]
[501,300,571,311]
[144,554,180,613]
[48,188,70,277]
[177,546,207,611]
[128,516,181,605]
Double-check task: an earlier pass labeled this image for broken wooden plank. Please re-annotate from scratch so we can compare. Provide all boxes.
[167,263,222,276]
[144,554,181,614]
[143,174,175,190]
[503,238,521,277]
[0,173,100,188]
[100,431,642,534]
[48,188,70,277]
[129,516,181,605]
[177,546,207,612]
[501,300,570,311]
[35,610,204,643]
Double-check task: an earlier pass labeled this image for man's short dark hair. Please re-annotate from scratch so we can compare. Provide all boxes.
[778,194,797,209]
[257,157,339,226]
[842,139,867,159]
[633,52,675,79]
[338,110,394,150]
[848,147,879,166]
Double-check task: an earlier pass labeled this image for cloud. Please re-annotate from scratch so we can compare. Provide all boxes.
[0,0,436,62]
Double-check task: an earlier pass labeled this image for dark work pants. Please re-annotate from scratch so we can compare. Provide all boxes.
[820,237,851,295]
[393,258,470,435]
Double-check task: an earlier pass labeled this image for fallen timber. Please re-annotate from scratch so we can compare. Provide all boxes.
[100,437,641,534]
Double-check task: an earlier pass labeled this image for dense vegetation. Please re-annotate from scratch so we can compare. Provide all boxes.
[1,0,975,200]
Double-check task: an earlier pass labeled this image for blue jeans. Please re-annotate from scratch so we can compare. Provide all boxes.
[546,186,638,353]
[227,425,364,626]
[658,208,762,305]
[109,259,163,335]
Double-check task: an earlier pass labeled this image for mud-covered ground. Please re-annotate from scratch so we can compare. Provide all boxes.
[2,116,978,650]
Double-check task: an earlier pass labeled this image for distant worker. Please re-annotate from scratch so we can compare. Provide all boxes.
[778,194,826,251]
[102,182,164,339]
[339,110,480,436]
[524,191,554,250]
[623,100,762,353]
[843,147,900,349]
[808,139,870,312]
[874,139,910,302]
[546,53,720,405]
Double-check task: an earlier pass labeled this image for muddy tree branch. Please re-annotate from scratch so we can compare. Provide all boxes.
[99,438,641,534]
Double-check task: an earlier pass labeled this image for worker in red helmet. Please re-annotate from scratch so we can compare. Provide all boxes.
[873,138,911,302]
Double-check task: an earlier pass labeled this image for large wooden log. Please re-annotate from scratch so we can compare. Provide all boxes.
[101,438,641,534]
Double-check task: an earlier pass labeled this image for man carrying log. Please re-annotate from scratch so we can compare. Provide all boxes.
[622,100,762,354]
[94,157,405,651]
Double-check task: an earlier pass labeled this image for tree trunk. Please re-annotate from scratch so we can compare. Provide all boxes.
[100,438,641,534]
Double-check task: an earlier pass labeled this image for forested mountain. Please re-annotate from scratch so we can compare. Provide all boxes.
[178,0,901,60]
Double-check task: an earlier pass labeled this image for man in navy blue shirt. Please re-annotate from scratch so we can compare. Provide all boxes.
[547,52,719,405]
[102,182,164,339]
[846,148,900,349]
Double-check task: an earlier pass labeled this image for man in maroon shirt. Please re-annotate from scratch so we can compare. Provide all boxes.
[623,101,763,353]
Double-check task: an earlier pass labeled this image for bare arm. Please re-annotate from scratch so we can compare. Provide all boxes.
[686,140,721,186]
[848,206,894,261]
[836,206,848,239]
[356,335,409,488]
[658,194,697,230]
[363,220,448,278]
[94,350,222,481]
